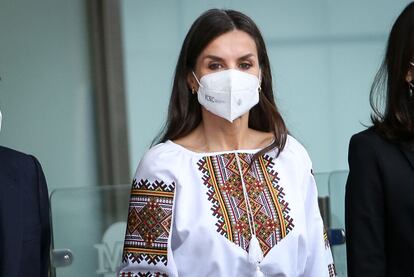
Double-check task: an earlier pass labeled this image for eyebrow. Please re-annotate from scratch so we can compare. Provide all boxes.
[202,53,255,62]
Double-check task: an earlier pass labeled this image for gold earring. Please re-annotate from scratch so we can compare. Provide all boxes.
[191,87,196,95]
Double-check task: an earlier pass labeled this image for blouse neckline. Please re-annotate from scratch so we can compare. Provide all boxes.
[166,139,274,157]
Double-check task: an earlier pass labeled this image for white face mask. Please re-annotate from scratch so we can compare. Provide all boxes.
[0,109,2,132]
[193,69,260,122]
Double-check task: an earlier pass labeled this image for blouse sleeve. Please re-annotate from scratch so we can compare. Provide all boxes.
[303,164,337,276]
[118,150,178,277]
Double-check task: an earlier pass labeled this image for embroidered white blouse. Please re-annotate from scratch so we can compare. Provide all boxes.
[119,135,336,277]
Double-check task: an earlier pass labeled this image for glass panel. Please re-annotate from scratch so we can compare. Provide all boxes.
[328,170,348,277]
[314,171,330,197]
[314,172,331,227]
[50,185,130,277]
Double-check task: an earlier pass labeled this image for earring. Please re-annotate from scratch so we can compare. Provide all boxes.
[191,87,196,95]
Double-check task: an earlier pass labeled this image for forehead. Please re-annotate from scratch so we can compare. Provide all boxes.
[200,30,258,59]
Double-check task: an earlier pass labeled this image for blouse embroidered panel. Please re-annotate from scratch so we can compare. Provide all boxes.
[119,136,336,277]
[123,179,175,267]
[197,153,294,256]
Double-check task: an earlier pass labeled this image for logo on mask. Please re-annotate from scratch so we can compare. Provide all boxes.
[205,95,224,103]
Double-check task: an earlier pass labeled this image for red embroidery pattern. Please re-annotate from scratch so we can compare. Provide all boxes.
[123,179,175,266]
[198,153,294,256]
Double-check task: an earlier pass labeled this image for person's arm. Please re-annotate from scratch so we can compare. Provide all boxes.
[31,156,51,277]
[303,168,336,276]
[119,152,178,277]
[345,133,386,276]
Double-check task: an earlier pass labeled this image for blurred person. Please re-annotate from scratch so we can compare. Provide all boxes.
[119,9,335,277]
[345,2,414,276]
[0,108,51,276]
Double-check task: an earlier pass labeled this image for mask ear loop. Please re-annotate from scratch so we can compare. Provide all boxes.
[192,71,203,89]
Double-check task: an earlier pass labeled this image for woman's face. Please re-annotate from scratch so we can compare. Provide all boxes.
[189,30,260,89]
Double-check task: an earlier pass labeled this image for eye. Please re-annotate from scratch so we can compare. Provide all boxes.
[239,62,252,70]
[208,63,223,70]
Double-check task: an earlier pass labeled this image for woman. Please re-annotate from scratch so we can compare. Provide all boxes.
[345,2,414,276]
[120,9,335,277]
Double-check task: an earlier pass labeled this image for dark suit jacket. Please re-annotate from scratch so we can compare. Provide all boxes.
[345,128,414,277]
[0,146,50,277]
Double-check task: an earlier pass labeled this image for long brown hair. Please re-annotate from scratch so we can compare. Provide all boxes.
[156,9,288,157]
[370,2,414,147]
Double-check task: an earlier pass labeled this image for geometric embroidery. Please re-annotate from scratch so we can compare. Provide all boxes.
[197,153,294,257]
[328,263,337,277]
[122,178,175,266]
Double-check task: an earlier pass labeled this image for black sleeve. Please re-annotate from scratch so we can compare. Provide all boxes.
[31,155,51,277]
[345,133,386,277]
